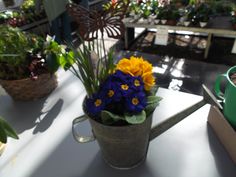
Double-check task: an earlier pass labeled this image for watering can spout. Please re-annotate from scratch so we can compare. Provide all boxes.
[150,84,220,141]
[149,99,205,141]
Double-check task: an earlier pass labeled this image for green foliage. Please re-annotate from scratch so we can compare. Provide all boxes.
[100,94,161,125]
[189,0,197,6]
[43,36,67,73]
[0,116,18,144]
[184,5,197,21]
[156,5,180,20]
[156,7,169,19]
[142,8,151,19]
[0,25,32,79]
[125,111,146,124]
[101,110,125,125]
[145,96,162,116]
[0,25,30,65]
[0,26,64,80]
[129,1,142,15]
[195,3,212,22]
[231,15,236,24]
[21,0,35,12]
[209,0,234,16]
[60,36,115,97]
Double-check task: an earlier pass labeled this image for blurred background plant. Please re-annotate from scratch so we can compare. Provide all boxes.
[0,0,46,27]
[0,25,65,80]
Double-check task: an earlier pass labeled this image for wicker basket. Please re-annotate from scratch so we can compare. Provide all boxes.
[0,73,57,101]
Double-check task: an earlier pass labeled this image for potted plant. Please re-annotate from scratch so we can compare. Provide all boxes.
[210,0,233,17]
[156,6,168,24]
[141,5,152,23]
[231,15,236,30]
[195,3,212,27]
[0,25,65,100]
[0,116,19,156]
[66,1,161,169]
[165,4,180,26]
[182,5,196,26]
[129,1,141,20]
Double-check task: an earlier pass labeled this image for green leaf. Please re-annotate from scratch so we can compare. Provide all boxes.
[0,123,7,143]
[145,96,162,116]
[125,111,146,124]
[59,51,75,70]
[101,111,124,125]
[148,85,159,96]
[0,117,18,141]
[45,53,59,73]
[147,96,162,104]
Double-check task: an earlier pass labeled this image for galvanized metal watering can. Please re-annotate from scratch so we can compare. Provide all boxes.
[72,85,218,169]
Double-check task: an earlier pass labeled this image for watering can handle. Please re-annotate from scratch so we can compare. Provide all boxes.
[72,115,95,143]
[214,74,227,100]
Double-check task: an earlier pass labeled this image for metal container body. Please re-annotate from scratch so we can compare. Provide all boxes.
[88,116,152,169]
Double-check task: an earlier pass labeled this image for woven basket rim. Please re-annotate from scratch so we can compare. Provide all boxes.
[0,73,54,82]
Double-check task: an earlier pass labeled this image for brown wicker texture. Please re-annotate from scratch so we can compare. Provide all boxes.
[0,73,57,101]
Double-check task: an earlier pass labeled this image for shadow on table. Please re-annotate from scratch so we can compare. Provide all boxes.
[207,123,236,176]
[33,98,63,134]
[0,94,63,134]
[29,130,157,177]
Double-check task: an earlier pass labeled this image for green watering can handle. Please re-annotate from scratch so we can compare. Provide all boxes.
[72,115,95,143]
[214,74,227,100]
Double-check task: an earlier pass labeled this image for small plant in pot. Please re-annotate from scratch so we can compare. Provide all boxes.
[141,6,152,23]
[0,25,65,101]
[198,14,209,27]
[182,5,196,26]
[195,3,212,28]
[0,116,19,156]
[128,0,141,20]
[231,15,236,30]
[157,6,168,24]
[165,5,180,26]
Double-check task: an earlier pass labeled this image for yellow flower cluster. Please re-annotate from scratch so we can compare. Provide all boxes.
[116,56,155,91]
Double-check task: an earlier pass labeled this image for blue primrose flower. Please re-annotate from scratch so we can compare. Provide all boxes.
[125,92,147,113]
[101,76,122,103]
[86,93,106,116]
[112,70,129,81]
[112,70,135,97]
[130,76,144,92]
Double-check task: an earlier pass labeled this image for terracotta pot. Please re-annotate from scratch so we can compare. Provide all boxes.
[0,73,57,101]
[233,24,236,30]
[166,20,177,26]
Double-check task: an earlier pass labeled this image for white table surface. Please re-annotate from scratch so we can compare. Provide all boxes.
[0,69,235,177]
